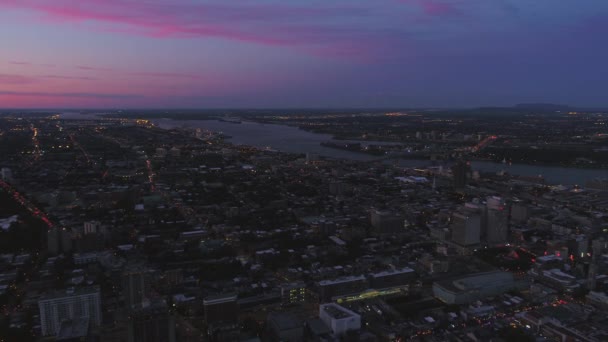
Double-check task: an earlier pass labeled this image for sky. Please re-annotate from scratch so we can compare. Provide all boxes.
[0,0,607,109]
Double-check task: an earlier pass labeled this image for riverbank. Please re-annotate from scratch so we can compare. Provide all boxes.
[60,113,608,184]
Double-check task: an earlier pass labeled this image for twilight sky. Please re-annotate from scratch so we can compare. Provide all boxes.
[1,0,607,109]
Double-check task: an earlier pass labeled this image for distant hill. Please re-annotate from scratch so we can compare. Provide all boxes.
[514,103,571,111]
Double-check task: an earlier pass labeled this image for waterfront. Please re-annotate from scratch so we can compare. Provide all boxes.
[61,113,608,185]
[153,118,379,161]
[154,117,608,185]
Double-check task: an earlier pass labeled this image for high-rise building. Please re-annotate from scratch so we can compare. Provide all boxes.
[47,227,73,255]
[451,160,470,189]
[128,301,176,342]
[486,196,509,245]
[510,200,529,223]
[38,286,102,337]
[588,238,606,290]
[451,210,481,246]
[122,266,151,310]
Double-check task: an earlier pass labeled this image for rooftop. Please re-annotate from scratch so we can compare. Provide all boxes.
[318,275,366,286]
[320,303,358,320]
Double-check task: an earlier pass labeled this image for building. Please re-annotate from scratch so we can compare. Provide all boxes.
[510,200,529,223]
[267,312,303,342]
[486,196,509,245]
[433,271,523,304]
[532,268,580,292]
[451,160,470,189]
[73,252,99,265]
[83,221,101,235]
[318,275,368,302]
[369,268,416,289]
[128,301,176,342]
[370,210,404,235]
[56,317,90,341]
[319,303,361,336]
[155,148,167,158]
[169,147,181,157]
[122,266,151,310]
[451,210,481,246]
[47,227,73,255]
[1,167,13,182]
[586,291,608,310]
[38,286,101,337]
[203,293,239,325]
[541,323,593,342]
[281,282,307,305]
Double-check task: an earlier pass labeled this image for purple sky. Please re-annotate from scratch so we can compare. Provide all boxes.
[1,0,607,108]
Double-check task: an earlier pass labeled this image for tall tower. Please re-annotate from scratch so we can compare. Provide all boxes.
[451,210,481,246]
[122,266,151,310]
[128,301,176,342]
[486,196,509,245]
[451,160,470,189]
[588,238,605,290]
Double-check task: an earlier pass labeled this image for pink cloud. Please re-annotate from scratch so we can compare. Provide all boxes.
[397,0,462,16]
[42,75,97,81]
[0,73,97,84]
[0,90,142,99]
[420,1,461,16]
[3,63,202,80]
[76,65,202,79]
[0,0,397,61]
[8,61,55,68]
[76,65,113,72]
[9,61,33,66]
[0,74,37,85]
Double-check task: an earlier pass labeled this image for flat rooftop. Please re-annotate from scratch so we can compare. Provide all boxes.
[319,275,366,286]
[321,303,358,320]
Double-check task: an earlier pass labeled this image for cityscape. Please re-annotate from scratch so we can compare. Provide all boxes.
[0,108,607,341]
[1,1,608,342]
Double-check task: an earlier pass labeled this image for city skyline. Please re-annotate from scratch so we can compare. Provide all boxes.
[1,0,607,109]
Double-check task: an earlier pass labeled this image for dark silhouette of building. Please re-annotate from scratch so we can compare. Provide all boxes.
[451,160,471,189]
[122,265,151,310]
[203,293,238,325]
[128,301,176,342]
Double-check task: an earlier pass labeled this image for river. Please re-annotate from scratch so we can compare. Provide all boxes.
[59,113,608,185]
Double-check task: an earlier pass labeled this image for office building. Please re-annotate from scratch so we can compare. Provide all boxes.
[486,196,509,244]
[281,282,307,305]
[433,271,523,304]
[318,275,368,302]
[369,268,416,289]
[122,266,151,310]
[451,210,481,246]
[319,303,361,336]
[47,227,73,255]
[128,301,176,342]
[451,160,470,189]
[39,286,101,337]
